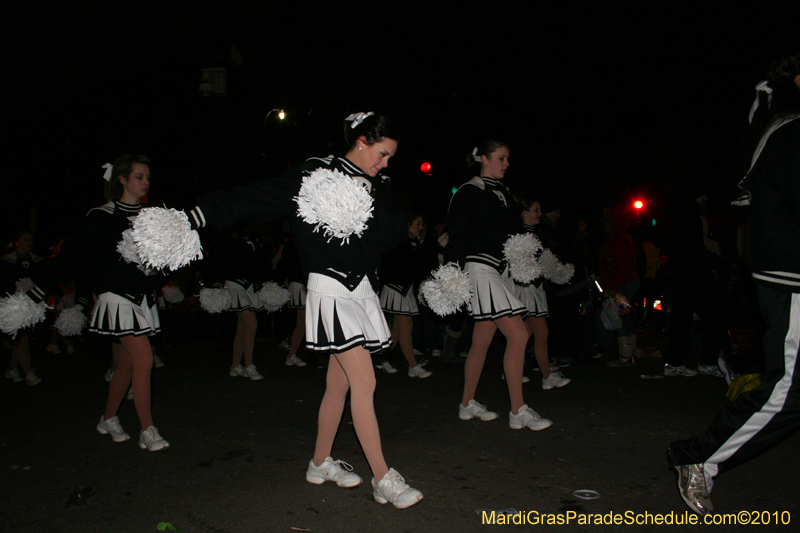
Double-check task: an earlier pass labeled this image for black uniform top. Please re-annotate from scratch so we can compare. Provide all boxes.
[745,116,800,292]
[273,240,305,285]
[1,251,43,294]
[203,233,269,289]
[444,176,518,271]
[381,231,423,296]
[190,155,406,291]
[29,201,165,305]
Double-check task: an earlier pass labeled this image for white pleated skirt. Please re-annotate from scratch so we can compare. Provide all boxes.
[288,281,307,309]
[89,292,161,337]
[305,273,392,354]
[224,280,262,312]
[465,262,527,322]
[379,284,419,316]
[514,281,549,318]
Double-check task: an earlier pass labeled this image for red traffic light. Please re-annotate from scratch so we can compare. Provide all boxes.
[420,162,432,173]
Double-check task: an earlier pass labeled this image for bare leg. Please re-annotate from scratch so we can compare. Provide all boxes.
[110,343,121,373]
[10,334,31,375]
[461,320,497,406]
[232,310,258,368]
[495,315,530,413]
[313,346,388,480]
[287,308,306,361]
[392,315,418,368]
[525,316,552,379]
[106,335,154,430]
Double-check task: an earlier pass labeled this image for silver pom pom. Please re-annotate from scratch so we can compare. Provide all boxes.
[419,263,472,317]
[257,282,291,313]
[199,287,233,314]
[503,233,544,284]
[130,207,203,271]
[538,249,575,285]
[54,305,87,336]
[295,168,374,244]
[162,285,185,304]
[0,292,48,338]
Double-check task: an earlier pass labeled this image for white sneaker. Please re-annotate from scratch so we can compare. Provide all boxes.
[542,372,571,390]
[229,365,245,377]
[509,404,553,431]
[408,359,432,378]
[285,354,307,367]
[697,364,724,378]
[718,357,735,385]
[375,361,398,374]
[431,349,442,357]
[413,348,423,356]
[372,468,424,509]
[5,368,22,382]
[501,373,530,383]
[25,370,42,386]
[244,364,263,381]
[153,355,165,368]
[306,457,362,487]
[126,386,134,400]
[96,415,130,442]
[664,364,698,377]
[104,369,115,382]
[459,400,498,421]
[139,426,169,451]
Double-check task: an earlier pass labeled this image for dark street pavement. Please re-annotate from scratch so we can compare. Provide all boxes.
[3,313,799,533]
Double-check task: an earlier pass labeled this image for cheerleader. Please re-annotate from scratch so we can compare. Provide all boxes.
[205,225,267,380]
[516,198,571,390]
[187,113,423,508]
[275,239,308,367]
[446,140,553,431]
[24,155,169,451]
[379,213,431,377]
[2,230,43,386]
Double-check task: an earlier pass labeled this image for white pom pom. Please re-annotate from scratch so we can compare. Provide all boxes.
[15,277,35,294]
[162,285,185,304]
[419,263,472,317]
[295,168,374,244]
[117,229,141,264]
[257,281,291,313]
[199,287,233,314]
[130,207,203,271]
[503,233,544,283]
[54,306,87,336]
[0,292,48,338]
[538,249,575,285]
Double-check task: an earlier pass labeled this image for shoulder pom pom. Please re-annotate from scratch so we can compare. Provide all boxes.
[130,207,203,271]
[199,287,233,314]
[162,285,185,304]
[538,249,575,285]
[419,263,472,317]
[503,233,544,284]
[54,306,87,336]
[294,168,374,244]
[257,282,291,313]
[0,292,48,338]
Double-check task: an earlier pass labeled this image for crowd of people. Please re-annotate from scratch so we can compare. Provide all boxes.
[3,52,799,514]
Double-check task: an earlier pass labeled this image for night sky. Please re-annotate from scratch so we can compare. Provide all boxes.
[5,2,799,251]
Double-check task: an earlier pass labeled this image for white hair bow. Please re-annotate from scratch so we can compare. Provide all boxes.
[472,147,481,163]
[102,163,113,181]
[748,80,773,124]
[345,112,374,129]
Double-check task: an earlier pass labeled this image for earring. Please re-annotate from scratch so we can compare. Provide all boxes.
[358,147,362,151]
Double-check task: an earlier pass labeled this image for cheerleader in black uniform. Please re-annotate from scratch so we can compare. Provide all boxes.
[187,113,423,508]
[379,214,431,378]
[276,239,308,367]
[446,140,553,431]
[206,225,266,380]
[516,198,571,390]
[2,230,43,385]
[26,156,169,451]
